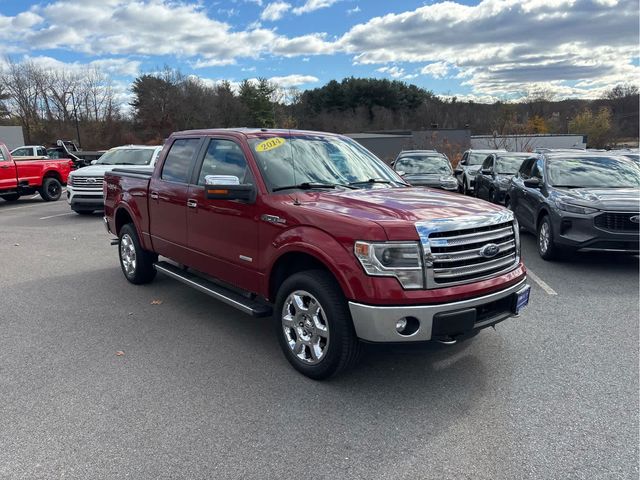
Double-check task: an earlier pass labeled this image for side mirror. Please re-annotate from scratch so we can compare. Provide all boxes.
[523,177,541,188]
[459,160,467,166]
[90,160,97,165]
[205,175,255,202]
[481,168,492,175]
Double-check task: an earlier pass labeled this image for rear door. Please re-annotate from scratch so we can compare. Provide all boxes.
[0,146,18,191]
[477,155,493,199]
[148,137,203,264]
[186,137,260,293]
[511,158,534,228]
[520,158,546,229]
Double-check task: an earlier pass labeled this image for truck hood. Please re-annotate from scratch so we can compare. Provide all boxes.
[296,187,504,239]
[71,164,151,176]
[554,187,640,211]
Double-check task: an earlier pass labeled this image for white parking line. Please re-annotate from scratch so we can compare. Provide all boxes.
[39,212,74,220]
[1,203,61,212]
[527,269,558,295]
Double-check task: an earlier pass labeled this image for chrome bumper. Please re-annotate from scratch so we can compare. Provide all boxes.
[348,279,528,342]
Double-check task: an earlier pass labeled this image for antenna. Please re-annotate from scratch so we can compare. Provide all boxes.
[288,128,300,205]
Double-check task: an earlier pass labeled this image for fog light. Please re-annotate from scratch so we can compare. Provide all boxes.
[395,318,408,333]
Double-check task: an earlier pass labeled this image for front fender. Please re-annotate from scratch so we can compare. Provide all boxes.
[263,226,367,301]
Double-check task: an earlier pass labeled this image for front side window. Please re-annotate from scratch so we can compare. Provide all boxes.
[248,135,403,190]
[161,139,200,183]
[519,158,535,179]
[395,155,452,175]
[481,156,493,170]
[37,148,48,156]
[547,156,640,188]
[198,139,252,185]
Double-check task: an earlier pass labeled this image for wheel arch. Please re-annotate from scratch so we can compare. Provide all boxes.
[536,207,550,230]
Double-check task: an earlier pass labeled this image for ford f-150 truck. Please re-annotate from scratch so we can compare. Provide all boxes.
[0,142,73,202]
[104,129,530,379]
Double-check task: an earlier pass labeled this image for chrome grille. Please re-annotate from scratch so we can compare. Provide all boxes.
[416,211,519,288]
[70,176,103,189]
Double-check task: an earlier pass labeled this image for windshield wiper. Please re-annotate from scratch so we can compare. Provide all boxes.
[272,182,357,192]
[349,178,391,186]
[553,185,584,188]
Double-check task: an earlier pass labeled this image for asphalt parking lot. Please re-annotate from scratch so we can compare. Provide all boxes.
[1,196,638,480]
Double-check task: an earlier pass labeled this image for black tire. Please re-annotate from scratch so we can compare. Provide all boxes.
[1,193,20,202]
[274,270,361,380]
[118,223,157,284]
[537,215,559,260]
[74,209,94,215]
[488,188,496,203]
[39,177,62,201]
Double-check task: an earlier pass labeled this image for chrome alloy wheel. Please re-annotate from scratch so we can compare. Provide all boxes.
[539,221,550,254]
[282,290,330,365]
[120,233,137,276]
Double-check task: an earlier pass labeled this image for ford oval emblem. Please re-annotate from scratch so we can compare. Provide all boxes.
[631,215,639,224]
[479,243,500,258]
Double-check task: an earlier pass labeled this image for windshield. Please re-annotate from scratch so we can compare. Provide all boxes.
[248,135,403,190]
[97,149,155,165]
[496,155,528,174]
[468,153,490,165]
[395,156,452,174]
[547,156,640,188]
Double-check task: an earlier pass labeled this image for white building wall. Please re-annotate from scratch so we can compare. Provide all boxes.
[471,134,586,152]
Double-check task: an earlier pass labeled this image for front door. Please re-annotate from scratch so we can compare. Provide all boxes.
[187,137,260,293]
[148,137,202,264]
[0,145,17,191]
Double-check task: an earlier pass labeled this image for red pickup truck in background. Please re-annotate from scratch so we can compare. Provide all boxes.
[103,129,530,379]
[0,143,73,202]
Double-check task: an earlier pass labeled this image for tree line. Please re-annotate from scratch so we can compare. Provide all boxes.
[0,60,637,150]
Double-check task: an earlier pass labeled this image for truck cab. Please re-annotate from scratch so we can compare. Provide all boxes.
[104,129,530,379]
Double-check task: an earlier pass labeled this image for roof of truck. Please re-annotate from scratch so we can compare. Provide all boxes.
[171,128,343,138]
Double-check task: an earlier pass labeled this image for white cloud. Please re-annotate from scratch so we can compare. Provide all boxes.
[420,61,450,79]
[268,74,319,87]
[293,0,339,15]
[347,6,361,15]
[13,55,141,77]
[376,66,405,79]
[260,1,291,21]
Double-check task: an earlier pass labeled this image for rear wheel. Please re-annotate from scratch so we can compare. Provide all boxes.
[1,193,20,202]
[537,215,560,260]
[118,223,157,284]
[274,270,360,380]
[39,177,62,201]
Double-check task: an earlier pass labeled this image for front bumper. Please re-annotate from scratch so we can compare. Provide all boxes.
[349,279,529,342]
[67,189,105,209]
[552,210,639,252]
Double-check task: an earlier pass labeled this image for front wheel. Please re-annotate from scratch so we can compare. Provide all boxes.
[537,215,560,260]
[39,177,62,201]
[118,224,157,284]
[274,270,360,380]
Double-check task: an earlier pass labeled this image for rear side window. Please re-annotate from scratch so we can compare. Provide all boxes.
[161,139,200,183]
[12,148,29,156]
[37,147,47,156]
[0,149,5,161]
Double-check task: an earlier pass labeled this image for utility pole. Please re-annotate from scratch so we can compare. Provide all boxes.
[64,91,82,149]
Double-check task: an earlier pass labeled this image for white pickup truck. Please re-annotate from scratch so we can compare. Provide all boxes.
[67,145,161,214]
[10,145,49,159]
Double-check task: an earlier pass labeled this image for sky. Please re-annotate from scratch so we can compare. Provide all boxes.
[0,0,638,105]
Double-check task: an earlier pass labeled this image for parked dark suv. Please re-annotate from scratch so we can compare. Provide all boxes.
[506,152,640,260]
[475,152,532,204]
[455,149,505,195]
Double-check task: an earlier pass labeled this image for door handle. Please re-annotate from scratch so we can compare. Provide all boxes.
[0,165,9,169]
[187,199,198,208]
[150,192,159,200]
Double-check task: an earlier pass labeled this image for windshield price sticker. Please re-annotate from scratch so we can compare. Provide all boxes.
[256,137,286,152]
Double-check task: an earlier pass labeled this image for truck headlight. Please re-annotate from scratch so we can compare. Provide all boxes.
[555,199,597,215]
[67,175,74,187]
[354,241,424,289]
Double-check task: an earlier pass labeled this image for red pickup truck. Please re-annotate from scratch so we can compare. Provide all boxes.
[104,129,530,379]
[0,143,73,202]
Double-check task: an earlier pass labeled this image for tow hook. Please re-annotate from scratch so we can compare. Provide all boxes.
[436,336,458,345]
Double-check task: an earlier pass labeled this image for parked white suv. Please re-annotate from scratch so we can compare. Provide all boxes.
[67,145,162,214]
